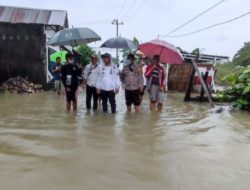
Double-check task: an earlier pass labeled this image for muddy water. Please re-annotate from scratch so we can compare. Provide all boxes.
[0,90,250,190]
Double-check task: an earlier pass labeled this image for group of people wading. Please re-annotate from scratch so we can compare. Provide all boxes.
[52,52,166,113]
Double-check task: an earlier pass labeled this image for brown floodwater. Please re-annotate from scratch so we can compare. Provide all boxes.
[0,90,250,190]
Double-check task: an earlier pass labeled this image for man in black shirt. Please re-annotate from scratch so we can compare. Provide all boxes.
[61,53,82,111]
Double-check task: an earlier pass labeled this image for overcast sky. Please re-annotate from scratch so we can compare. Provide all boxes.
[1,0,250,58]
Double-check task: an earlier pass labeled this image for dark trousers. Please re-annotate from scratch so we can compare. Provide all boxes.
[86,85,98,110]
[100,90,116,113]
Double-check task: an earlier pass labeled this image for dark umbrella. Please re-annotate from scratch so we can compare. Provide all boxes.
[100,37,137,49]
[48,27,101,46]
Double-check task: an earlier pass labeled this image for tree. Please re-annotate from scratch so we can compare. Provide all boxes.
[133,37,140,47]
[77,44,94,66]
[122,37,140,58]
[176,47,188,54]
[233,42,250,66]
[192,48,200,56]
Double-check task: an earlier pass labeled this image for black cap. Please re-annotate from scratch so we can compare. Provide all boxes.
[127,53,135,60]
[153,55,160,61]
[65,52,73,60]
[101,53,111,59]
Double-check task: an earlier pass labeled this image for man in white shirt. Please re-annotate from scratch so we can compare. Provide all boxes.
[83,54,99,111]
[96,53,121,113]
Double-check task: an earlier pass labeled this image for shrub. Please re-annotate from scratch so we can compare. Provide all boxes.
[217,67,250,110]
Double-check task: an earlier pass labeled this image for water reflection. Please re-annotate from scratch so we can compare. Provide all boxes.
[0,91,250,190]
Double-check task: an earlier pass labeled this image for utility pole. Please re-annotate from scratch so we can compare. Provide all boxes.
[112,19,123,64]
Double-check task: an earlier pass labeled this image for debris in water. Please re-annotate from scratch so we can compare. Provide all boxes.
[0,76,43,94]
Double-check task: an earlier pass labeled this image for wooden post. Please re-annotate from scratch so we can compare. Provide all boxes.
[199,71,209,101]
[191,60,215,107]
[184,64,195,101]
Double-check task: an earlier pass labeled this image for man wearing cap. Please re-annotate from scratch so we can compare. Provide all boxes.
[96,53,121,114]
[121,54,144,113]
[83,54,100,111]
[145,55,166,112]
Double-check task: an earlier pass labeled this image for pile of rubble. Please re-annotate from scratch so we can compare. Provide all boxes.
[0,76,43,94]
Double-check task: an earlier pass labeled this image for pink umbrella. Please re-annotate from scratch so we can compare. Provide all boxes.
[138,39,184,64]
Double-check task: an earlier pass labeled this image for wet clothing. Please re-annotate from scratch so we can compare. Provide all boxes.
[86,85,99,110]
[145,64,166,103]
[83,63,99,87]
[61,64,81,88]
[145,64,166,88]
[96,63,121,113]
[149,84,165,104]
[151,68,160,85]
[125,89,141,106]
[83,63,100,110]
[61,64,81,103]
[96,64,121,91]
[121,63,144,91]
[100,90,116,113]
[121,63,143,107]
[66,87,78,103]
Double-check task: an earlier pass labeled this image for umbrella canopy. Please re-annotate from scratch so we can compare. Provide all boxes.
[138,39,184,64]
[50,50,68,63]
[48,27,101,46]
[100,37,137,49]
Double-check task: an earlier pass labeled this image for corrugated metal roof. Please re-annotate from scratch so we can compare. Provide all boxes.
[0,5,68,28]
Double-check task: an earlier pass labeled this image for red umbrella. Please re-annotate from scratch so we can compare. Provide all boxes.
[138,39,184,64]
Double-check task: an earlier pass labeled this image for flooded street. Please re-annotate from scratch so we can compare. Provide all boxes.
[0,90,250,190]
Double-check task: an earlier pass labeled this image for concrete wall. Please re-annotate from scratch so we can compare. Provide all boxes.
[0,23,47,85]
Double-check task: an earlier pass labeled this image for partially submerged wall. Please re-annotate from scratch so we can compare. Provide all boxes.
[0,23,46,85]
[168,63,215,92]
[168,64,193,91]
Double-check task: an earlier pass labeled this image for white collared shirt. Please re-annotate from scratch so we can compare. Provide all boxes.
[142,64,147,86]
[83,63,99,87]
[96,63,121,91]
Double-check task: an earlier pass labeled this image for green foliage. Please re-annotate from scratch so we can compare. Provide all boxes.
[215,63,244,85]
[217,67,250,111]
[176,47,188,54]
[133,37,140,47]
[77,44,94,66]
[233,42,250,66]
[192,48,200,56]
[222,73,238,85]
[122,37,140,58]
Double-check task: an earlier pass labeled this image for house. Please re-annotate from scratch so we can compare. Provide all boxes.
[182,52,230,64]
[168,53,229,92]
[0,5,68,85]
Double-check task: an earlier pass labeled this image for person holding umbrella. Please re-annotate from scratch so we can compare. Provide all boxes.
[121,54,144,113]
[96,53,121,114]
[61,53,82,112]
[83,54,100,111]
[145,55,166,112]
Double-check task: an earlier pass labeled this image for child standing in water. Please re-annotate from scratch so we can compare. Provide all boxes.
[61,53,82,112]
